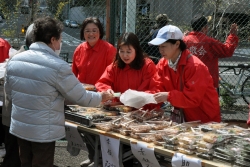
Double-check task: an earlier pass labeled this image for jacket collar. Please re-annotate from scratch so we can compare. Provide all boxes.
[189,31,207,36]
[86,39,101,52]
[29,42,59,58]
[177,49,191,67]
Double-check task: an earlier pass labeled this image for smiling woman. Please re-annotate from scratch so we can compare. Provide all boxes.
[71,17,117,166]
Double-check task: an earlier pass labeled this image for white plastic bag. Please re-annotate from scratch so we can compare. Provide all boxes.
[120,89,157,109]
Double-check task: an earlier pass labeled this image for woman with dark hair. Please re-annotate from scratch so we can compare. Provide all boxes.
[72,17,116,85]
[148,25,221,123]
[95,32,157,94]
[5,17,112,167]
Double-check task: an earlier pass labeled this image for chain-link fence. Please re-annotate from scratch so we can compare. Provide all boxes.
[0,0,250,121]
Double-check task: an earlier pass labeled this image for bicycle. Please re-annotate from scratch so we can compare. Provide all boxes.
[219,64,250,105]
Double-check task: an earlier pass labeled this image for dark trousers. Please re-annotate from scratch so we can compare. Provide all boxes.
[17,138,55,167]
[83,134,95,161]
[0,106,5,144]
[2,125,21,167]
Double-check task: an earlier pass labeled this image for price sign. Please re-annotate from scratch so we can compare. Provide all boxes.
[172,153,201,167]
[130,141,161,167]
[99,134,120,167]
[65,122,87,151]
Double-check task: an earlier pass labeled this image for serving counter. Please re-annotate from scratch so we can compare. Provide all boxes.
[66,120,232,167]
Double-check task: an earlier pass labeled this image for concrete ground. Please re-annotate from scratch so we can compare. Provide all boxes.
[0,140,89,167]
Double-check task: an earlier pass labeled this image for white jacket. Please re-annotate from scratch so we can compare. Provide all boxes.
[5,42,102,142]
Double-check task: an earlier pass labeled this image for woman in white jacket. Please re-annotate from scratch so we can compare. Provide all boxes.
[4,17,112,167]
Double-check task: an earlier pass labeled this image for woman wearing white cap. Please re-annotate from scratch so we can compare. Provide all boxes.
[149,25,221,123]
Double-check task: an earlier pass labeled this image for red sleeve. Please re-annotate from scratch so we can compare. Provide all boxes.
[210,34,238,58]
[0,39,10,63]
[137,59,157,93]
[167,59,213,108]
[71,46,80,77]
[95,64,114,91]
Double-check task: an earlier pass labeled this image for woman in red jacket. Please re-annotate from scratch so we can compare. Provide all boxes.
[95,32,157,96]
[149,25,221,123]
[72,17,116,85]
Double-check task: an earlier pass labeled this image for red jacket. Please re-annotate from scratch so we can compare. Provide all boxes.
[156,50,221,123]
[183,32,238,88]
[72,39,116,84]
[0,38,10,63]
[95,58,157,93]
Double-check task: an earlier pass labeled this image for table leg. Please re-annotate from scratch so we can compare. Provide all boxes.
[94,135,100,167]
[119,143,123,167]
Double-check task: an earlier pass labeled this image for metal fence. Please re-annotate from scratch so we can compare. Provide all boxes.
[1,0,250,121]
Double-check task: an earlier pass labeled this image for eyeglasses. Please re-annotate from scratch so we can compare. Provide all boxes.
[84,29,99,34]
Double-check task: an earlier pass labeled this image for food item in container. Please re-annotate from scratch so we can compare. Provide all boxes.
[178,147,195,155]
[196,153,213,160]
[178,136,196,145]
[95,123,112,132]
[130,133,140,139]
[178,142,196,150]
[138,133,156,143]
[130,125,151,133]
[153,140,164,146]
[163,144,178,151]
[163,136,179,145]
[82,83,96,91]
[203,133,230,144]
[119,129,131,136]
[196,147,214,154]
[196,140,214,149]
[146,121,171,130]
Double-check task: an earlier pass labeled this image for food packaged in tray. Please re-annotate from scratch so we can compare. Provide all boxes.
[178,147,195,155]
[203,133,231,144]
[130,109,164,122]
[94,122,112,132]
[178,142,196,150]
[163,136,178,145]
[130,133,140,139]
[178,136,196,145]
[119,129,131,136]
[145,121,171,130]
[196,140,214,149]
[163,144,178,151]
[130,125,151,133]
[196,147,214,154]
[234,159,249,167]
[82,83,96,91]
[153,140,165,146]
[196,153,213,160]
[137,133,156,143]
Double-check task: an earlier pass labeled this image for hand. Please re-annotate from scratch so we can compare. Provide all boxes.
[153,92,169,103]
[100,91,114,102]
[106,89,114,95]
[229,23,238,35]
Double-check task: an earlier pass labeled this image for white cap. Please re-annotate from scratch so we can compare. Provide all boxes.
[25,23,34,38]
[148,25,183,46]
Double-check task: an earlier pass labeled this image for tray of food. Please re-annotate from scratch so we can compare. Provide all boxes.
[65,105,119,127]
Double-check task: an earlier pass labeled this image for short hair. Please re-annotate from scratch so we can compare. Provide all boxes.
[191,13,208,31]
[25,24,34,47]
[166,39,187,51]
[114,32,145,70]
[33,17,63,44]
[80,17,104,40]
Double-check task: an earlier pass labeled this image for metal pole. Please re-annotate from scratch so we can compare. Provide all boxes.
[109,0,116,45]
[120,0,123,35]
[106,0,111,42]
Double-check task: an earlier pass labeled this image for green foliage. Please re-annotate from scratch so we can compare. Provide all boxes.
[55,1,68,20]
[219,83,237,107]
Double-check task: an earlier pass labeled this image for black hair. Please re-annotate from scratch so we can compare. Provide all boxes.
[166,39,186,51]
[114,32,145,70]
[80,17,104,40]
[33,17,63,44]
[191,15,208,31]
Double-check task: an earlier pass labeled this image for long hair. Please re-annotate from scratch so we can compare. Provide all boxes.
[114,32,145,70]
